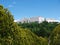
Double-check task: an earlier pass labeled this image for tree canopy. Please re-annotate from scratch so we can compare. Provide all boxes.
[0,5,48,45]
[50,24,60,45]
[18,21,59,38]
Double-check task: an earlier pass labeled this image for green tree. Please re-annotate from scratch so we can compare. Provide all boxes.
[0,5,48,45]
[18,21,58,38]
[50,24,60,45]
[0,5,20,45]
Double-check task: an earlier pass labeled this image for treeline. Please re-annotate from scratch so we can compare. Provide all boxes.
[18,21,59,38]
[18,19,60,45]
[0,5,60,45]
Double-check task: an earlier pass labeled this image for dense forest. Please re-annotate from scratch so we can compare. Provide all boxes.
[18,21,59,38]
[0,5,60,45]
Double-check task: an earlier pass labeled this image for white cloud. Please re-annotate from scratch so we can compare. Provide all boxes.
[46,18,60,23]
[14,19,20,22]
[14,20,17,22]
[8,1,16,8]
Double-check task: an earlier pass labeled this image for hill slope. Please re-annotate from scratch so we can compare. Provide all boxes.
[50,24,60,45]
[0,5,48,45]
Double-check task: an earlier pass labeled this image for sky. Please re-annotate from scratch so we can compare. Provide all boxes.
[0,0,60,20]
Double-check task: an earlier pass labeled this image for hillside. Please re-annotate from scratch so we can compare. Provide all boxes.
[1,5,60,45]
[19,28,48,45]
[18,21,58,37]
[50,24,60,45]
[0,5,48,45]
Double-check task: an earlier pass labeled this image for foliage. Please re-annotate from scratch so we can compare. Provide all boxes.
[50,24,60,45]
[19,29,48,45]
[0,5,48,45]
[0,5,20,45]
[18,21,59,37]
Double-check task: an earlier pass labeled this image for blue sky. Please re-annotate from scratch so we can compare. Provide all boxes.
[0,0,60,20]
